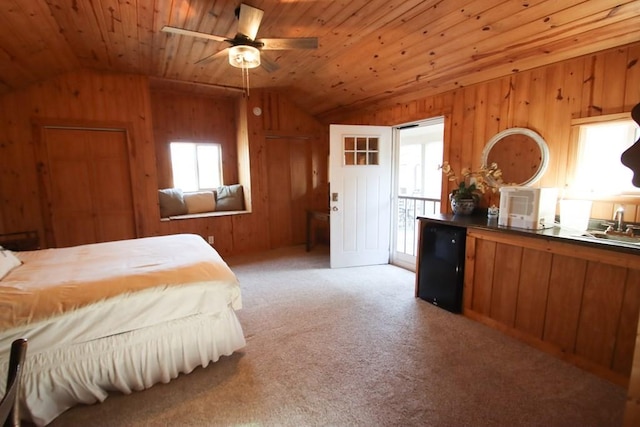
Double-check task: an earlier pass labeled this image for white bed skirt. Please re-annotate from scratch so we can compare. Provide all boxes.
[5,307,246,426]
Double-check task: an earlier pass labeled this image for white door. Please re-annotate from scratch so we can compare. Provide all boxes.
[329,124,392,268]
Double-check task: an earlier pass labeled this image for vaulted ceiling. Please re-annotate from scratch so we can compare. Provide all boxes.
[1,0,640,119]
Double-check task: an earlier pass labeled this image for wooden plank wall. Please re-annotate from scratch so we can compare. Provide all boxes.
[149,89,242,256]
[151,90,239,188]
[0,72,327,257]
[152,89,329,255]
[1,43,638,253]
[328,41,640,221]
[154,88,328,256]
[0,69,158,241]
[243,89,329,250]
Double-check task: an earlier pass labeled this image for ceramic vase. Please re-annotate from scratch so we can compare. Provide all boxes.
[450,195,476,215]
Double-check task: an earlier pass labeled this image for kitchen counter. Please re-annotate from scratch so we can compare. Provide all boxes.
[417,213,640,385]
[418,213,640,255]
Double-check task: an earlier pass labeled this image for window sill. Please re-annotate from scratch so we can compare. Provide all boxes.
[160,210,250,221]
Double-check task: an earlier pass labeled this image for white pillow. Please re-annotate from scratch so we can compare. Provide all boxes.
[0,247,22,280]
[183,191,216,214]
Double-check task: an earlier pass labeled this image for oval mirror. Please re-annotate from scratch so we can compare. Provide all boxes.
[481,127,549,186]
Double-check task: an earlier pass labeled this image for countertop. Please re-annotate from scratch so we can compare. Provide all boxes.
[418,213,640,256]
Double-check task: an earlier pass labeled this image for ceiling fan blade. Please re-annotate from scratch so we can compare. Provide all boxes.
[260,54,280,73]
[195,48,230,65]
[162,26,228,43]
[258,38,319,50]
[237,4,264,40]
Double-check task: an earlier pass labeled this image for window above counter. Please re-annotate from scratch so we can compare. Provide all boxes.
[567,113,640,198]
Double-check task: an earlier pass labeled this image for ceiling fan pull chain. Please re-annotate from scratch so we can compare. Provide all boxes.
[243,66,250,97]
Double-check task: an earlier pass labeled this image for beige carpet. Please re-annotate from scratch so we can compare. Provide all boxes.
[49,245,625,426]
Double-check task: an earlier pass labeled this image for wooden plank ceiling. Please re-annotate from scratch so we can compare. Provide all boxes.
[0,0,639,119]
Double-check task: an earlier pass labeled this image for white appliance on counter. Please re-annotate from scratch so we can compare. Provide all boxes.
[498,186,558,230]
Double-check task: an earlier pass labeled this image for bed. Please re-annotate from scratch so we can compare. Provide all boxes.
[0,233,246,426]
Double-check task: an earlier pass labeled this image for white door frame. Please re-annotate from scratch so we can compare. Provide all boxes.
[390,117,445,271]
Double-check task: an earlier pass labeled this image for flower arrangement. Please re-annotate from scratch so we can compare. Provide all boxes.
[440,161,504,202]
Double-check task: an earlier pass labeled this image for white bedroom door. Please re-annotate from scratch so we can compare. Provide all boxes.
[329,124,392,268]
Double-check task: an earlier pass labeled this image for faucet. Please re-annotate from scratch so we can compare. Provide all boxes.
[613,206,625,232]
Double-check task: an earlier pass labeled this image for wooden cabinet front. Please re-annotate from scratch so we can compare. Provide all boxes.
[464,228,640,387]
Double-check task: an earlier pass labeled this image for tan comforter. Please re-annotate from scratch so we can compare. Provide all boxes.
[0,234,239,331]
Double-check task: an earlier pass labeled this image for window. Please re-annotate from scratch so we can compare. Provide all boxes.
[571,115,639,196]
[397,121,444,198]
[170,142,222,191]
[343,136,379,165]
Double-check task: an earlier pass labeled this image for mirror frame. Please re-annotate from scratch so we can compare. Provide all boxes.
[481,127,550,187]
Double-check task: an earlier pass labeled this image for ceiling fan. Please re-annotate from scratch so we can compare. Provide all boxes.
[161,3,318,73]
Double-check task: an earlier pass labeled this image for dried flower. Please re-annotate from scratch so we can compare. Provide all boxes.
[439,161,504,201]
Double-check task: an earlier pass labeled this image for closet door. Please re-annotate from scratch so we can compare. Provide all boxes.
[266,137,311,248]
[39,127,136,248]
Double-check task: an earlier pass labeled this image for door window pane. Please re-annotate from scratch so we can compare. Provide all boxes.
[343,136,380,165]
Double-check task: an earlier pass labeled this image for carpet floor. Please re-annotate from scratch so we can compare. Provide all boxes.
[49,245,626,426]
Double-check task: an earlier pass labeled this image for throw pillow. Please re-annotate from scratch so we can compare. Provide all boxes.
[158,188,188,218]
[216,184,245,211]
[183,191,216,214]
[0,247,22,280]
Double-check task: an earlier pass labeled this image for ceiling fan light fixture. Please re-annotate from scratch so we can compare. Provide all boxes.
[228,45,261,69]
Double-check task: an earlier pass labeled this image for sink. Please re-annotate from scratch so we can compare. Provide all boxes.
[582,231,640,245]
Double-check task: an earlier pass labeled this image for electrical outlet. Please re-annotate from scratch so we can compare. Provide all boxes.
[207,236,214,245]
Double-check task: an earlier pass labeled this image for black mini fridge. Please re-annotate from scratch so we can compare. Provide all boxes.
[416,222,466,313]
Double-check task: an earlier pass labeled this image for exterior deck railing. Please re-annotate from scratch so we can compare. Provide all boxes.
[396,195,441,257]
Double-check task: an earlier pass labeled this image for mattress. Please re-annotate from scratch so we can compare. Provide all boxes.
[0,233,240,332]
[0,234,246,426]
